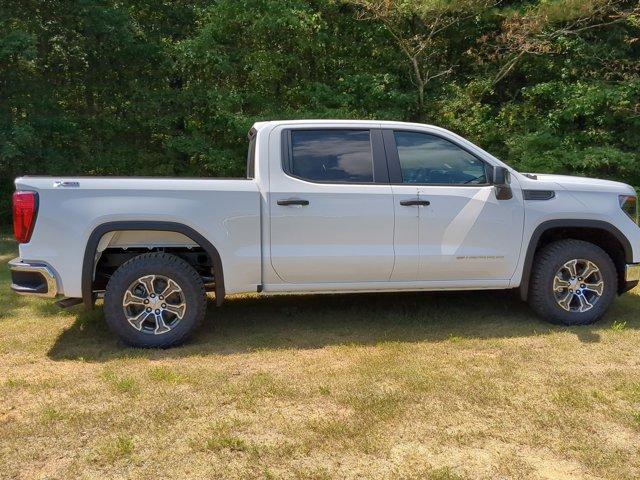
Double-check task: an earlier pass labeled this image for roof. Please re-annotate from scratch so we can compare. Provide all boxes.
[252,119,440,130]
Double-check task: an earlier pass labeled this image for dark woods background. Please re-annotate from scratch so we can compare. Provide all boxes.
[1,0,639,222]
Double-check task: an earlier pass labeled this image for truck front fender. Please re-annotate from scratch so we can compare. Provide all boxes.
[519,219,633,301]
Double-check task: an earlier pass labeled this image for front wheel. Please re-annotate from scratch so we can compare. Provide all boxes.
[528,239,618,326]
[104,253,207,348]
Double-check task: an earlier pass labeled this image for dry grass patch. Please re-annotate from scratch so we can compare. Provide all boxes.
[2,236,640,478]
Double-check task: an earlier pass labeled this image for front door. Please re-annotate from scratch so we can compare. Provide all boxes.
[385,129,524,282]
[269,127,395,284]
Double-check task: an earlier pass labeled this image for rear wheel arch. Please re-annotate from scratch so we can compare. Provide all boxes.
[519,219,632,301]
[82,221,225,309]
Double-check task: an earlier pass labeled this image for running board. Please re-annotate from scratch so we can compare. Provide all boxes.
[56,297,84,309]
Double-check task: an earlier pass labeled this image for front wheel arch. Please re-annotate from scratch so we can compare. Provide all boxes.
[518,220,632,301]
[81,221,225,309]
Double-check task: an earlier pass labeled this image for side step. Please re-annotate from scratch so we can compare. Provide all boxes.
[56,297,84,309]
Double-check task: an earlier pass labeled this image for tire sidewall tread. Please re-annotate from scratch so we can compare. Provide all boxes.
[104,252,207,348]
[528,239,617,326]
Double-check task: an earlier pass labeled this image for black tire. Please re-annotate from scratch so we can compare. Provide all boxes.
[104,253,207,348]
[528,239,618,326]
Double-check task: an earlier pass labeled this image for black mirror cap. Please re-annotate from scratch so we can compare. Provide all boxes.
[492,166,513,200]
[492,166,510,186]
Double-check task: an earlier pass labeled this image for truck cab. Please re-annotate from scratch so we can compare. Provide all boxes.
[10,120,640,347]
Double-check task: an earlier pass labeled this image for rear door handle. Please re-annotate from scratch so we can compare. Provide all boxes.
[277,198,310,206]
[400,199,430,206]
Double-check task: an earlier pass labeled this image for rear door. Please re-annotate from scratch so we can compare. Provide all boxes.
[269,126,395,283]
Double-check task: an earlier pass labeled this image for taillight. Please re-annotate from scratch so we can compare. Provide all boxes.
[12,191,38,243]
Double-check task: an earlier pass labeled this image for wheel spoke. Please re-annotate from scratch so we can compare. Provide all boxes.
[575,292,593,313]
[128,310,150,331]
[553,276,571,292]
[138,275,156,296]
[557,291,574,311]
[164,302,187,319]
[154,312,170,335]
[583,280,604,296]
[123,290,147,307]
[564,259,578,278]
[160,279,181,299]
[580,261,599,281]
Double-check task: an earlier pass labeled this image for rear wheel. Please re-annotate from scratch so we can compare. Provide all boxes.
[104,253,207,348]
[528,239,617,326]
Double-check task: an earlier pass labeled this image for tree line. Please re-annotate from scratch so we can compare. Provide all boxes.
[1,0,638,221]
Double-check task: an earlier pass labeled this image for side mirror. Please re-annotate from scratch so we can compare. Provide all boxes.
[492,166,509,186]
[492,166,512,200]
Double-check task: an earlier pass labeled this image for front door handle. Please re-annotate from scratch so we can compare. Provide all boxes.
[400,199,430,206]
[277,198,310,206]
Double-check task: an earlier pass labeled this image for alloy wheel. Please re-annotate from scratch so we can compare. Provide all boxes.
[122,274,187,335]
[552,259,604,313]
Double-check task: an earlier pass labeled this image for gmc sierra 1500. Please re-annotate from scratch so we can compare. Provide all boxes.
[10,120,640,347]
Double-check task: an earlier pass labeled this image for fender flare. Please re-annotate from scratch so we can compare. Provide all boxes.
[82,221,225,309]
[519,219,633,301]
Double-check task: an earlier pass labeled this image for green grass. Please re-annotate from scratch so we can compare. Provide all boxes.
[2,237,640,479]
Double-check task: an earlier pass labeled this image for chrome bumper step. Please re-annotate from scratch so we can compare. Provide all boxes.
[9,258,59,298]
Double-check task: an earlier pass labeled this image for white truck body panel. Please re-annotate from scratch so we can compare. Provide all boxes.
[11,119,640,303]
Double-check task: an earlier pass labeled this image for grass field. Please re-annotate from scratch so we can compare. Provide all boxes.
[1,237,640,479]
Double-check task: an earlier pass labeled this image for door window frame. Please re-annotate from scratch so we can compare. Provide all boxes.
[280,128,390,185]
[246,127,257,179]
[381,129,492,186]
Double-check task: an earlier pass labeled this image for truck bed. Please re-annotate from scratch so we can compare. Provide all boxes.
[14,176,262,298]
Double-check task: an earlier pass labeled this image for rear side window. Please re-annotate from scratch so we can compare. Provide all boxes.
[394,131,487,185]
[286,130,374,183]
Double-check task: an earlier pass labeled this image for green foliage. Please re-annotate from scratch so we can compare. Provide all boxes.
[503,80,640,179]
[1,0,638,221]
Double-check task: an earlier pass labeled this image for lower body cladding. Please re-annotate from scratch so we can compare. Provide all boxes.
[9,257,640,302]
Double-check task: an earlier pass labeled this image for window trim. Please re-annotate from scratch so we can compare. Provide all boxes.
[246,127,257,179]
[280,128,390,185]
[382,129,492,187]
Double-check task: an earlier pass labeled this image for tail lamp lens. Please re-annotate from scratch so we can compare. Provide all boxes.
[12,191,38,243]
[619,195,638,225]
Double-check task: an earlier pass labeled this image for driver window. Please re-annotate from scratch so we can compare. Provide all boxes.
[394,131,487,185]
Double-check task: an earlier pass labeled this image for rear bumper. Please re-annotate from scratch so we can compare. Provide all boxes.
[9,258,59,298]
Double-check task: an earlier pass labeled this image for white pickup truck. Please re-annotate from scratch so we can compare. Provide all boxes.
[10,120,640,347]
